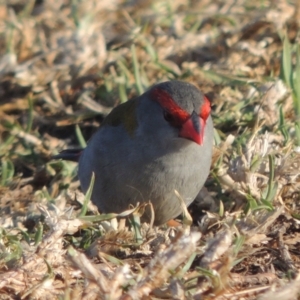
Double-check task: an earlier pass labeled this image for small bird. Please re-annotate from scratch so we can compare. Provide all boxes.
[54,81,214,225]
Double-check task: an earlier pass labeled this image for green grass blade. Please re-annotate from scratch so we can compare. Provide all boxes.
[75,124,87,148]
[34,222,44,246]
[281,36,292,88]
[293,45,300,117]
[118,81,128,103]
[131,44,144,95]
[1,158,15,186]
[78,172,95,217]
[264,154,275,203]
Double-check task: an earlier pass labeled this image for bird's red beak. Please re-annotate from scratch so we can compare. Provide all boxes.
[179,111,205,145]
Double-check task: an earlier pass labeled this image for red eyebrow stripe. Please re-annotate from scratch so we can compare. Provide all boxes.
[150,88,189,123]
[199,96,211,120]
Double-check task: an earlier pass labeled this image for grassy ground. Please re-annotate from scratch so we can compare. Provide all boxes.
[0,0,300,299]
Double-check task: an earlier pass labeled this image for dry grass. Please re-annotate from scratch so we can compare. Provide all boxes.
[0,0,300,299]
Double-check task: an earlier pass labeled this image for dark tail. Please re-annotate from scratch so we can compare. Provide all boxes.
[52,148,83,162]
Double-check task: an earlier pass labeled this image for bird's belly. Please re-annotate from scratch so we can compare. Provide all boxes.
[79,141,210,225]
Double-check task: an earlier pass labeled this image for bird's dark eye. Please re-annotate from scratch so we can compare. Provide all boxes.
[164,111,175,123]
[163,111,181,127]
